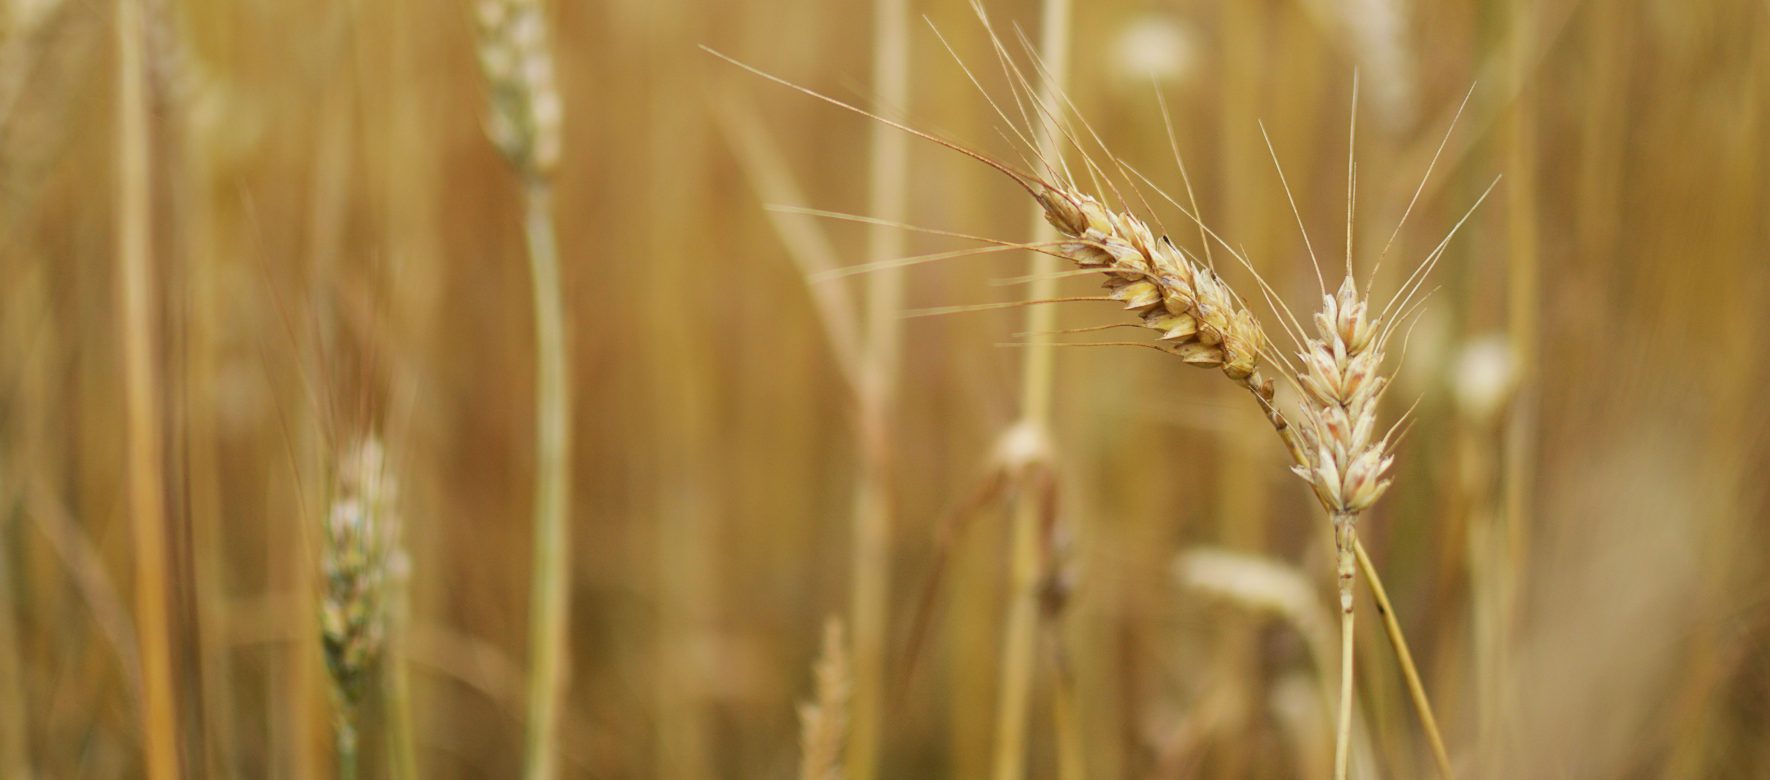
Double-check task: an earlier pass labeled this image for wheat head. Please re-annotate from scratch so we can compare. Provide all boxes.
[1293,276,1394,523]
[320,437,405,718]
[473,0,562,180]
[798,619,851,780]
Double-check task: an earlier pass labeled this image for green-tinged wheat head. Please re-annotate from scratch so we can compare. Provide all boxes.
[320,436,406,778]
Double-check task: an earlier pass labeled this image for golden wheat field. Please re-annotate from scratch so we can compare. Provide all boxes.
[2,0,1768,777]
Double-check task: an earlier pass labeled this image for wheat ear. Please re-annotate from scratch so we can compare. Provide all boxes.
[1289,274,1398,780]
[473,2,572,777]
[320,437,406,780]
[799,619,852,780]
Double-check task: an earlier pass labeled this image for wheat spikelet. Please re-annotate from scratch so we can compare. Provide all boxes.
[473,0,562,180]
[798,619,851,780]
[320,436,406,778]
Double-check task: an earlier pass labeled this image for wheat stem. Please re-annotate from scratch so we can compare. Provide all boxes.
[1334,520,1358,780]
[993,490,1043,780]
[385,586,418,780]
[1050,639,1085,780]
[521,178,572,780]
[0,487,30,779]
[992,1,1070,778]
[1354,539,1451,778]
[846,0,908,775]
[334,712,359,780]
[1494,0,1539,768]
[115,0,181,774]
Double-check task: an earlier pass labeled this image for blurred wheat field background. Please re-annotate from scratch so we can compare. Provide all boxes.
[2,0,1768,777]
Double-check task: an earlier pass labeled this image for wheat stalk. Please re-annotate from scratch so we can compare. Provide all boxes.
[114,0,181,774]
[847,1,908,776]
[990,0,1071,778]
[473,2,572,777]
[320,437,407,780]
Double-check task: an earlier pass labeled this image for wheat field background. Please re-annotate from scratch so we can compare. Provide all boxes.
[1,0,1767,777]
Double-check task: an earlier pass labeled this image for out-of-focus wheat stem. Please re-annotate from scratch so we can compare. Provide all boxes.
[846,0,907,776]
[993,479,1042,780]
[336,727,359,780]
[521,178,571,780]
[1216,3,1268,764]
[1495,0,1538,766]
[385,583,418,780]
[0,487,29,779]
[991,1,1070,778]
[115,0,181,775]
[1051,644,1085,780]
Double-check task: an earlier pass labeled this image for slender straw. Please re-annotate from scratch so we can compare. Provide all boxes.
[1496,0,1539,768]
[0,488,30,778]
[116,0,182,775]
[385,583,418,780]
[846,0,907,776]
[521,177,572,780]
[991,1,1070,778]
[335,713,359,780]
[1354,540,1452,777]
[1333,520,1358,780]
